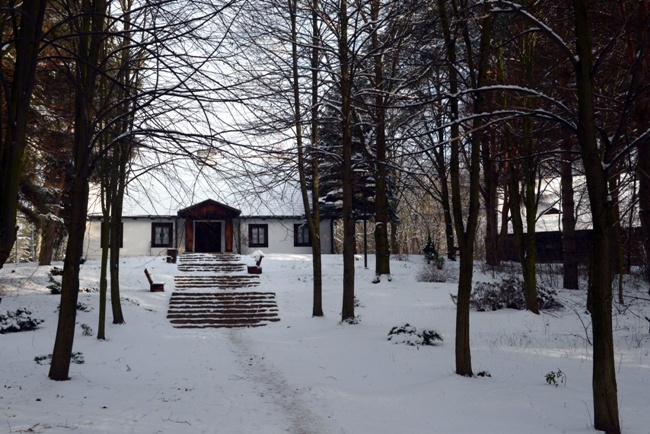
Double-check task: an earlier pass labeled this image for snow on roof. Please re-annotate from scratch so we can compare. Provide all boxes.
[87,169,308,219]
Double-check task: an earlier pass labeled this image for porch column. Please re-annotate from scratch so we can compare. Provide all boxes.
[225,218,233,252]
[185,220,193,252]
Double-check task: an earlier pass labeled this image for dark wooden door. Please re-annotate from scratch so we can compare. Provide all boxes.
[194,221,221,252]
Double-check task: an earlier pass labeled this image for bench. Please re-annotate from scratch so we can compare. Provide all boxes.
[247,252,264,275]
[144,268,165,292]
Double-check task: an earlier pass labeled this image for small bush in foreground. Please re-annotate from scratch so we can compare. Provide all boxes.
[545,369,566,387]
[81,323,94,336]
[388,323,443,346]
[0,309,44,334]
[35,352,85,365]
[456,277,563,312]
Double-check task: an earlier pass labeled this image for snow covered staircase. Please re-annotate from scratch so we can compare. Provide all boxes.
[177,253,246,273]
[168,252,278,328]
[167,292,280,328]
[174,275,260,289]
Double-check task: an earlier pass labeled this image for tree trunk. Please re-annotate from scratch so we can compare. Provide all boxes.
[440,0,490,377]
[371,0,390,280]
[49,164,90,380]
[110,159,126,325]
[49,0,108,381]
[560,141,579,289]
[310,0,323,317]
[434,141,455,261]
[0,0,47,268]
[572,2,620,431]
[38,224,59,266]
[289,0,323,317]
[98,213,109,340]
[339,0,356,322]
[521,32,539,314]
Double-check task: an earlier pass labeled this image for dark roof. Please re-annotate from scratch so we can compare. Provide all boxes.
[177,199,241,218]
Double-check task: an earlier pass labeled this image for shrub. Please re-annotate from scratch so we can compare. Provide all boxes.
[0,309,44,334]
[417,262,452,283]
[545,369,566,387]
[387,323,443,346]
[35,352,85,365]
[81,323,94,336]
[452,277,563,312]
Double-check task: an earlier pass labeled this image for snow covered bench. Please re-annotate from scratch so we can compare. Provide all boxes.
[247,250,264,275]
[144,269,165,292]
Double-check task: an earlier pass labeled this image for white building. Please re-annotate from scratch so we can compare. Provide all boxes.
[84,199,334,259]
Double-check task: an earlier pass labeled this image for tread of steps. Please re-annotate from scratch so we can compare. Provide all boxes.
[174,275,260,289]
[168,291,279,329]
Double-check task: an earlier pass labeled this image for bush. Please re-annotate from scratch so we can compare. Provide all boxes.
[417,262,452,283]
[35,352,85,365]
[463,277,563,312]
[387,323,443,346]
[545,369,566,387]
[0,309,44,334]
[81,323,94,336]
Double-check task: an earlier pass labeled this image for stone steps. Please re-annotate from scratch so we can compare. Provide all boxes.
[178,253,242,264]
[174,275,260,289]
[177,264,247,273]
[167,292,280,329]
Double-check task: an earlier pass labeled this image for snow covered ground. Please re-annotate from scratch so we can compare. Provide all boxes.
[1,254,649,434]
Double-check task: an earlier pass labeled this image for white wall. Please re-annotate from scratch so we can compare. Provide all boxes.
[236,218,333,255]
[85,216,334,259]
[84,218,179,260]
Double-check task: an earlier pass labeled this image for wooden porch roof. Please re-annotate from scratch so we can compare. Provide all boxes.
[177,199,241,219]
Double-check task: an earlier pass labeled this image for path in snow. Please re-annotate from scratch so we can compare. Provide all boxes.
[227,329,330,434]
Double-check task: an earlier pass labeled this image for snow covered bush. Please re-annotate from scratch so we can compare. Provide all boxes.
[387,323,443,346]
[461,277,563,312]
[417,262,452,283]
[35,352,85,365]
[81,324,94,336]
[0,309,44,334]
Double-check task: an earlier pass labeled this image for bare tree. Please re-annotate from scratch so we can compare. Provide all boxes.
[0,0,47,268]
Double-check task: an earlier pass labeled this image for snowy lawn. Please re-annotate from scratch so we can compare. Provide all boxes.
[1,254,649,433]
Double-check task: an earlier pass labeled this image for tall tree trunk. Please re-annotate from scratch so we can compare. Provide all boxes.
[309,0,323,317]
[521,31,539,313]
[110,151,126,325]
[339,0,356,322]
[0,0,47,268]
[289,0,323,317]
[572,2,620,432]
[440,0,491,377]
[560,141,579,289]
[433,132,455,261]
[371,0,390,280]
[49,0,108,381]
[98,209,110,340]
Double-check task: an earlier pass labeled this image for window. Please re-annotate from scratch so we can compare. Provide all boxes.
[151,223,174,247]
[100,222,123,248]
[249,224,268,247]
[294,223,311,247]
